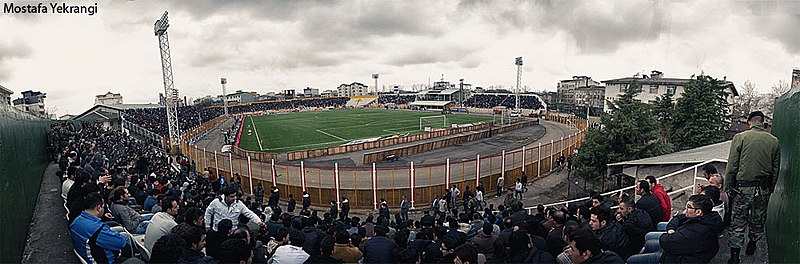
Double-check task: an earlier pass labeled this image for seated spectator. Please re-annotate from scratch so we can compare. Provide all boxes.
[505,230,555,263]
[269,229,309,263]
[616,196,652,257]
[332,230,362,263]
[364,225,398,263]
[454,243,479,264]
[69,193,128,264]
[590,206,630,259]
[659,194,723,263]
[470,222,497,258]
[170,207,206,240]
[144,197,180,253]
[149,234,184,263]
[304,235,341,264]
[205,219,233,260]
[546,210,569,257]
[108,186,150,234]
[178,227,213,264]
[567,227,624,263]
[219,238,253,264]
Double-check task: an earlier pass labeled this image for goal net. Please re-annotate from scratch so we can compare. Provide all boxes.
[420,115,447,131]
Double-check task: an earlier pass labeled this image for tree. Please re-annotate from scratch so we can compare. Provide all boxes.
[762,80,791,118]
[574,82,670,184]
[731,80,764,118]
[670,75,731,151]
[652,93,675,146]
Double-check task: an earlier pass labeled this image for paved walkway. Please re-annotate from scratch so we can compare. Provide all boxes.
[22,164,79,264]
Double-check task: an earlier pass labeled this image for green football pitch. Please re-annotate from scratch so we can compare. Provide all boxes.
[237,108,494,153]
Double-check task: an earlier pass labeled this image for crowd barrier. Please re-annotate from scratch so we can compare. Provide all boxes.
[181,113,587,209]
[362,119,538,164]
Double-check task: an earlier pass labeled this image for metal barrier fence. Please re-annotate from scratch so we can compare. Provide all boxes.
[182,113,587,209]
[122,120,166,149]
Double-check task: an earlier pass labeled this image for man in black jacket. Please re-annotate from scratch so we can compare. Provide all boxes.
[590,206,630,259]
[302,216,326,256]
[546,210,569,257]
[659,194,724,263]
[635,180,663,229]
[568,227,624,264]
[616,196,653,257]
[363,225,397,263]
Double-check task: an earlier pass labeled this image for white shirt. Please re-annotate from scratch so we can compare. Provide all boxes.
[204,196,262,231]
[515,182,523,191]
[476,190,484,202]
[144,212,177,253]
[268,245,309,264]
[62,178,74,200]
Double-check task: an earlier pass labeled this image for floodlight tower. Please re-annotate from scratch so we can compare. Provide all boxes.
[221,78,228,116]
[154,11,181,154]
[372,73,379,95]
[515,57,523,110]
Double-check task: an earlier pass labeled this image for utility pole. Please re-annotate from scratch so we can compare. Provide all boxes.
[221,78,228,116]
[154,11,181,154]
[459,78,464,107]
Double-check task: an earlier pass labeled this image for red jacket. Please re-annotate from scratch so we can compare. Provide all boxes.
[652,184,672,221]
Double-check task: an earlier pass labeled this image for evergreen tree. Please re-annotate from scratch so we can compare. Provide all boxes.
[653,93,675,147]
[574,82,670,184]
[670,75,731,151]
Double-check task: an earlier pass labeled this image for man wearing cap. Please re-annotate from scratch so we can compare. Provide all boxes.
[725,111,780,263]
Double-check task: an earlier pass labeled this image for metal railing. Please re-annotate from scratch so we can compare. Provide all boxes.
[533,158,727,214]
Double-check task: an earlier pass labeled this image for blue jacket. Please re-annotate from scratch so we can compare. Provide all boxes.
[70,211,128,264]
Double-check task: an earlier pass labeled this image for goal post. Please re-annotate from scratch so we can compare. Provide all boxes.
[420,115,447,131]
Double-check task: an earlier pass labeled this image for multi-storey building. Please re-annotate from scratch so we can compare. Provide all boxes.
[337,82,368,96]
[602,70,738,113]
[12,90,48,118]
[95,92,123,106]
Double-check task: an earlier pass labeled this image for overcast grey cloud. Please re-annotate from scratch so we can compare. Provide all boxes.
[1,0,799,116]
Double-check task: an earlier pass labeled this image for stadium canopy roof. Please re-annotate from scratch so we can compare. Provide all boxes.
[409,101,453,107]
[608,140,730,167]
[73,103,161,120]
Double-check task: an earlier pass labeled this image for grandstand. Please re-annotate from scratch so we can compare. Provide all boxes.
[464,93,547,110]
[344,96,377,107]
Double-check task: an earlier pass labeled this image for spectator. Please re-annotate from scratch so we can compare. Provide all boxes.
[205,219,233,259]
[660,194,724,263]
[589,206,630,259]
[470,222,497,258]
[287,194,296,213]
[332,230,362,263]
[144,197,180,253]
[363,225,397,263]
[567,227,624,264]
[269,229,309,263]
[304,235,341,263]
[205,186,264,231]
[219,239,253,264]
[616,196,652,259]
[69,193,128,264]
[150,234,184,264]
[108,186,150,234]
[177,226,213,264]
[635,180,663,229]
[454,243,479,264]
[646,175,673,222]
[302,191,311,211]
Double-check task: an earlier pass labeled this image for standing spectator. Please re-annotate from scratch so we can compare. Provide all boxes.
[379,198,390,220]
[475,188,485,211]
[496,175,504,197]
[330,200,339,219]
[254,183,265,208]
[287,194,296,213]
[268,186,280,209]
[400,195,409,222]
[302,191,311,211]
[341,197,350,220]
[724,111,780,263]
[70,193,128,264]
[450,185,460,209]
[645,175,672,222]
[515,179,523,199]
[204,186,264,231]
[471,222,497,259]
[635,180,663,229]
[232,175,244,195]
[432,195,441,218]
[521,171,528,192]
[659,194,724,263]
[144,197,180,253]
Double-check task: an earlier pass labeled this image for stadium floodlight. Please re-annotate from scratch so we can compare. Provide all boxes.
[515,57,523,111]
[154,10,181,154]
[372,73,379,94]
[221,78,228,116]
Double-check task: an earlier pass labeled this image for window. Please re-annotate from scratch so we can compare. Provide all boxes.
[666,85,676,95]
[618,84,627,92]
[649,85,658,94]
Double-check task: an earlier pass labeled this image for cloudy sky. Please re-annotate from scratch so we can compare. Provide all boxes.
[1,0,799,116]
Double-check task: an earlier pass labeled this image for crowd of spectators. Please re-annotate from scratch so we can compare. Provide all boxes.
[123,97,350,137]
[51,117,728,264]
[464,94,544,110]
[378,94,417,105]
